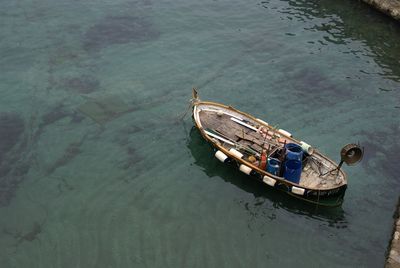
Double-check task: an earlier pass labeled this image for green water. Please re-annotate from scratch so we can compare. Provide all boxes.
[0,0,399,267]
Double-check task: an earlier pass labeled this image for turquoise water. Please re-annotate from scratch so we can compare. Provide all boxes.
[0,0,399,267]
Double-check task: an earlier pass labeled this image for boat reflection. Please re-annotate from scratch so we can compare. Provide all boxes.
[187,126,347,227]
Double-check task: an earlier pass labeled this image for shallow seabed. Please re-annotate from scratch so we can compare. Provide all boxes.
[0,0,399,267]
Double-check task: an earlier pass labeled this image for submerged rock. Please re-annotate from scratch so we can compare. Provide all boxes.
[83,15,160,51]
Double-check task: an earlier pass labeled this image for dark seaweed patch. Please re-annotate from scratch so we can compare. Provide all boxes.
[47,142,81,175]
[21,222,41,242]
[0,161,31,207]
[12,162,30,177]
[83,15,160,51]
[40,104,69,127]
[123,125,143,135]
[0,178,16,206]
[357,126,400,181]
[62,75,99,94]
[120,146,142,170]
[3,221,42,246]
[77,95,131,124]
[0,113,31,207]
[70,111,85,124]
[57,177,75,194]
[32,104,70,142]
[293,68,346,95]
[39,105,85,133]
[282,68,348,106]
[0,112,27,206]
[0,165,12,178]
[362,141,400,184]
[2,223,39,253]
[48,46,80,67]
[0,113,24,165]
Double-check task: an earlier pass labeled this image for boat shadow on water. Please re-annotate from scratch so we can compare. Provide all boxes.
[186,126,347,226]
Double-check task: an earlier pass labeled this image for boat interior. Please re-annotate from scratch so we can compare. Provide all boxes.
[194,103,346,190]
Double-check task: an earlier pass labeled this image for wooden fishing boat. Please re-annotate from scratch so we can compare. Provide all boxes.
[190,89,363,207]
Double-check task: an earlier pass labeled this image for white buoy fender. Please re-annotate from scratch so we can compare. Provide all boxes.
[263,176,277,186]
[300,141,314,155]
[215,150,228,163]
[229,148,244,159]
[239,164,252,175]
[278,129,292,137]
[256,118,269,126]
[291,186,305,195]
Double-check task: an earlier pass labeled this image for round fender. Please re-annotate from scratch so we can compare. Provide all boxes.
[300,141,314,155]
[239,164,252,175]
[256,118,269,126]
[291,186,305,195]
[278,129,292,137]
[215,150,228,163]
[263,176,276,186]
[229,148,244,159]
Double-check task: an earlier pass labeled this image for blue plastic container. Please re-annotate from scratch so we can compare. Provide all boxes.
[267,158,280,176]
[285,143,303,162]
[283,159,302,183]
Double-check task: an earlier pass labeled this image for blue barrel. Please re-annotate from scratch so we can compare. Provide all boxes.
[285,143,303,162]
[267,158,280,176]
[283,159,302,184]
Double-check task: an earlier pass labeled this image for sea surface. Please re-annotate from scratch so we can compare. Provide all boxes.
[0,0,399,267]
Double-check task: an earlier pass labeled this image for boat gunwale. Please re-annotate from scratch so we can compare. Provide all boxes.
[192,100,347,191]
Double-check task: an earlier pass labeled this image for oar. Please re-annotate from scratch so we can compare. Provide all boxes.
[205,129,260,156]
[230,117,258,131]
[204,130,235,146]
